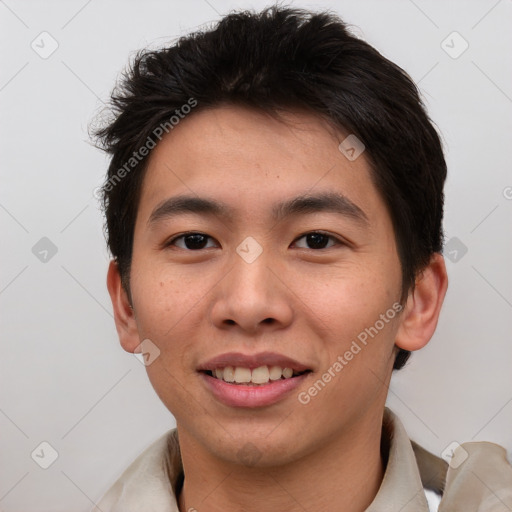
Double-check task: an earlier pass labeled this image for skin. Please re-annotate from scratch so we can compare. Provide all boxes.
[107,105,448,512]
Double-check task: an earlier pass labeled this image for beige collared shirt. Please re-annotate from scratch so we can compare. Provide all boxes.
[93,408,512,511]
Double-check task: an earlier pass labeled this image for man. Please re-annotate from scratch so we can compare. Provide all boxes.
[93,6,512,511]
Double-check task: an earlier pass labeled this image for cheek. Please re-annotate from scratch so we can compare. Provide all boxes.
[132,260,188,323]
[129,263,205,366]
[292,261,400,339]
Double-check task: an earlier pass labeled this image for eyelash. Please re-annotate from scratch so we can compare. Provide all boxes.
[165,231,344,251]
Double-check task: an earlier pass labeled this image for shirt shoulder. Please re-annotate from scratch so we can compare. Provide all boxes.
[92,429,181,512]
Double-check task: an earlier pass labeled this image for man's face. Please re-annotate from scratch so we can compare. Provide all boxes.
[126,106,404,465]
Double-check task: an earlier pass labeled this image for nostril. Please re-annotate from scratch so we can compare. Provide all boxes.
[221,317,275,327]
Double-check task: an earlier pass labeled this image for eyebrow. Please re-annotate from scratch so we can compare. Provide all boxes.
[147,192,368,227]
[272,192,368,225]
[147,196,234,227]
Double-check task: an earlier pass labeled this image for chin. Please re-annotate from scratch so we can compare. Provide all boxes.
[198,421,310,467]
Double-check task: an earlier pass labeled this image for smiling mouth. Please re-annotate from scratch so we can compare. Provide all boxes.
[201,365,311,385]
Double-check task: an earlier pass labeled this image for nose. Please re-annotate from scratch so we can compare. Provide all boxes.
[209,251,294,335]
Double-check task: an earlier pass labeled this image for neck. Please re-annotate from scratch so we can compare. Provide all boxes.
[177,409,385,512]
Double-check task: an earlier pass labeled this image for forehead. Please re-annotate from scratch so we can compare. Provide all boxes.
[137,105,386,225]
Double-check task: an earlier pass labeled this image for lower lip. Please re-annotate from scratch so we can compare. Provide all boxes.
[200,372,310,408]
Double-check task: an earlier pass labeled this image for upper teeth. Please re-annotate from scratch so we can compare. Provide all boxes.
[212,366,295,385]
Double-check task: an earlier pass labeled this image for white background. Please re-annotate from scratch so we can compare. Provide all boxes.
[1,0,511,510]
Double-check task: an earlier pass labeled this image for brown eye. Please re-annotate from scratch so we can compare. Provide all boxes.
[293,231,339,249]
[169,233,218,250]
[305,233,329,249]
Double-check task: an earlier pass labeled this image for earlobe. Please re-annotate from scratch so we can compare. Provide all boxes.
[106,260,140,353]
[395,253,448,352]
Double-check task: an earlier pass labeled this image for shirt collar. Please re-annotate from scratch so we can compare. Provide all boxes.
[365,408,432,511]
[162,408,435,511]
[94,408,432,512]
[97,406,512,512]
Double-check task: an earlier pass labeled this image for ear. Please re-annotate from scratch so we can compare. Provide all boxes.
[107,260,140,353]
[395,253,448,352]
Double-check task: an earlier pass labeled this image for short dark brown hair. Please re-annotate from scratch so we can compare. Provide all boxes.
[94,6,447,370]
